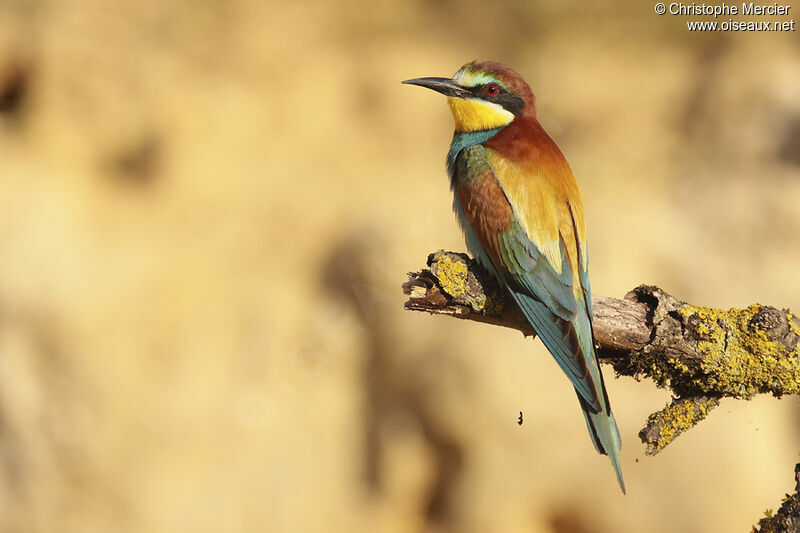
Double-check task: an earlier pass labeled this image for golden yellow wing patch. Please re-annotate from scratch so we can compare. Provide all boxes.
[485,148,587,282]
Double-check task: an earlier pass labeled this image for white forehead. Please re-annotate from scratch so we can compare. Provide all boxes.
[452,68,496,88]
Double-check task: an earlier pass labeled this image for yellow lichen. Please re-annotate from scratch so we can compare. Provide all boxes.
[631,304,800,399]
[629,302,800,453]
[642,396,719,455]
[435,254,469,298]
[685,304,800,398]
[433,253,494,312]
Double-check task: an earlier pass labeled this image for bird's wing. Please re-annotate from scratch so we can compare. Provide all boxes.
[453,144,602,410]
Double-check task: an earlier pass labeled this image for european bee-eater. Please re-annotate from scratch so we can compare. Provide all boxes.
[403,61,625,493]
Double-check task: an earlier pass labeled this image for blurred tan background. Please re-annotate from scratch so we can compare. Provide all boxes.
[0,1,799,532]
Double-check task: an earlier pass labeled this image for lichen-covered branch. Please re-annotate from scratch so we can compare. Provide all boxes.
[404,251,800,455]
[752,463,800,533]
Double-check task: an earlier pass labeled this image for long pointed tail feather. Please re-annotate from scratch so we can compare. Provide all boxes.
[508,289,626,493]
[500,279,625,492]
[579,395,625,494]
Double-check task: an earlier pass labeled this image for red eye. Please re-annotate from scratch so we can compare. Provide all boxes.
[485,84,499,96]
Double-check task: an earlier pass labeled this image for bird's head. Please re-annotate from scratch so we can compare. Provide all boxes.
[403,61,535,133]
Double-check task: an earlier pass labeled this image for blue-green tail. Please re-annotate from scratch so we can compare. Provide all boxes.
[579,393,625,494]
[507,289,626,494]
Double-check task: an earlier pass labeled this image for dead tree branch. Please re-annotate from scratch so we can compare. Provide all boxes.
[403,251,800,455]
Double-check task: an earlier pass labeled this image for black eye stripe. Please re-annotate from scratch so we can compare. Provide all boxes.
[470,84,525,116]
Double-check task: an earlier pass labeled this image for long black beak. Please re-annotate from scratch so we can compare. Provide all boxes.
[402,77,471,98]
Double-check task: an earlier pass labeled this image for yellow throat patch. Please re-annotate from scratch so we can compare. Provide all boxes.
[447,97,514,132]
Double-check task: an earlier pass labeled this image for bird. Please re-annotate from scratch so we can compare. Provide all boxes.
[403,61,625,493]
